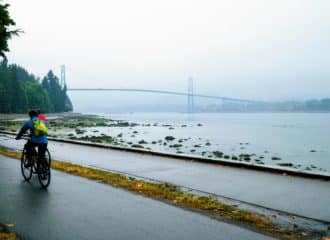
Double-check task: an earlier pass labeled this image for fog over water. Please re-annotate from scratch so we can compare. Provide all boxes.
[5,0,330,108]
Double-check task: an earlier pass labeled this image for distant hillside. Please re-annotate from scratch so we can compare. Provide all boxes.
[0,60,73,113]
[196,99,330,112]
[72,99,330,113]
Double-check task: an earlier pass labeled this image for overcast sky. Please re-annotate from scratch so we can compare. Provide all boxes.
[4,0,330,101]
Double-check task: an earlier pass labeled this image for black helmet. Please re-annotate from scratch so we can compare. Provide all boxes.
[28,109,38,118]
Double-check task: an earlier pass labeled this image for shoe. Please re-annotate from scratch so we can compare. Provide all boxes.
[24,159,35,168]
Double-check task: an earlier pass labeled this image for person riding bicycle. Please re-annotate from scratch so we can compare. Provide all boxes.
[15,109,48,167]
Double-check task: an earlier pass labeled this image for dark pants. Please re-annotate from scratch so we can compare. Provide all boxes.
[25,141,47,160]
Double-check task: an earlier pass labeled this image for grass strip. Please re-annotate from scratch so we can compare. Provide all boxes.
[0,147,298,239]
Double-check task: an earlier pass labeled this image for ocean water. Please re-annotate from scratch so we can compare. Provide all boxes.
[85,112,330,172]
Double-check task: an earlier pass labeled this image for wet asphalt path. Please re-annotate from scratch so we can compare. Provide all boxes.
[0,155,274,240]
[1,135,330,222]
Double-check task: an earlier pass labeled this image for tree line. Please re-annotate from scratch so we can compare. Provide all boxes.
[196,99,330,112]
[0,60,73,113]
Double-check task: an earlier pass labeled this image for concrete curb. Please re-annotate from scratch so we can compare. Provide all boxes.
[1,130,329,180]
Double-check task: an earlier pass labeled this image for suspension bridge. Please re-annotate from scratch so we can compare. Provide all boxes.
[60,66,259,112]
[67,86,259,113]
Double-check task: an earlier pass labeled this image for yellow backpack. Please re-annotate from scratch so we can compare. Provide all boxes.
[33,119,48,137]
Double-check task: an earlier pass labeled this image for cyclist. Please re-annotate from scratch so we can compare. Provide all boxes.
[15,109,48,167]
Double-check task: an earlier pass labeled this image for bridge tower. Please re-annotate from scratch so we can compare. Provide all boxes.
[187,77,194,113]
[60,65,66,88]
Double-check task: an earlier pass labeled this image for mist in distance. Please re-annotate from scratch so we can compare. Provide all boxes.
[5,0,330,111]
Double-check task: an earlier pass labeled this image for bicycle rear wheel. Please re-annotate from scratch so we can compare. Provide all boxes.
[37,148,51,188]
[21,148,32,181]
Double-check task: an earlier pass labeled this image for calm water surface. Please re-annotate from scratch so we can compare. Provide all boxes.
[88,112,330,172]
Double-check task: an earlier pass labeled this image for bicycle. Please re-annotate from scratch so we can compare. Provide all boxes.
[20,140,51,188]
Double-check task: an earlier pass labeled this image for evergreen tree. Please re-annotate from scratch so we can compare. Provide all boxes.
[0,60,13,112]
[0,61,73,113]
[41,70,73,112]
[0,3,21,58]
[0,4,73,113]
[8,65,27,112]
[25,81,51,112]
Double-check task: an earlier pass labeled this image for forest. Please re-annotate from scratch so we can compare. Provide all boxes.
[0,60,73,113]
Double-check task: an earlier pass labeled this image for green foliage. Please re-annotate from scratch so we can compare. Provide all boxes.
[165,136,175,141]
[24,81,52,111]
[0,3,21,58]
[42,70,73,112]
[0,61,27,113]
[212,151,223,158]
[169,144,183,148]
[0,61,73,113]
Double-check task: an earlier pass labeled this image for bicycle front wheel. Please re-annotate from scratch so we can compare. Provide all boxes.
[37,149,51,189]
[21,148,32,181]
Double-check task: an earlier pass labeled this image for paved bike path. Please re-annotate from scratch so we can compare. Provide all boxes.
[0,155,274,240]
[1,135,330,222]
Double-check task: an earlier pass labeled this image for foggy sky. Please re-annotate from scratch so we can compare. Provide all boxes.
[4,0,330,101]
